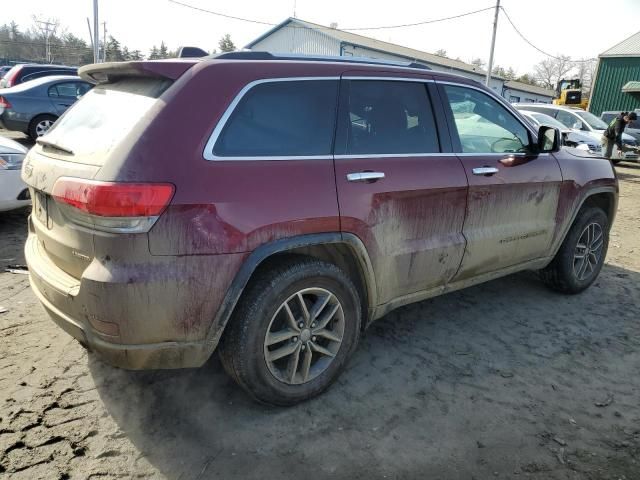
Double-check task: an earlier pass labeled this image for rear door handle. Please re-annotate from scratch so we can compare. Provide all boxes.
[346,172,385,183]
[472,167,499,176]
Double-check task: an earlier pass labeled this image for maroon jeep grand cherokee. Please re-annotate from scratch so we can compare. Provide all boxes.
[21,53,617,405]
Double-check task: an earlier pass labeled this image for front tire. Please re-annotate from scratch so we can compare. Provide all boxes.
[540,207,609,294]
[218,257,361,406]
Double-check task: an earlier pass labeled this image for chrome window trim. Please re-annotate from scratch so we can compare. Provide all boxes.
[334,152,549,159]
[203,77,339,161]
[203,76,544,162]
[335,153,453,159]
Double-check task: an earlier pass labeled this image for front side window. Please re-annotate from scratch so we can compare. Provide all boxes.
[444,85,530,154]
[213,80,338,157]
[344,80,439,155]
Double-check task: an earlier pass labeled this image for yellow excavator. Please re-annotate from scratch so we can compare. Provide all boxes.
[553,79,588,109]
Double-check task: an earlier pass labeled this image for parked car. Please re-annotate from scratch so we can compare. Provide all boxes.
[0,75,92,139]
[519,110,601,152]
[22,53,618,405]
[0,65,13,79]
[0,63,77,88]
[0,135,29,212]
[514,103,638,162]
[600,110,640,143]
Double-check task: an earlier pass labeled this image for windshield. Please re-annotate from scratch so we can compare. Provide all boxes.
[574,110,608,130]
[530,112,567,130]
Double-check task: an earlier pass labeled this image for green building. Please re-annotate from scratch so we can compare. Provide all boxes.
[589,30,640,116]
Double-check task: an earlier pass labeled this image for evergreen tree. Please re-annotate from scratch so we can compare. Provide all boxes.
[148,45,159,60]
[218,34,235,53]
[106,35,124,62]
[158,41,168,59]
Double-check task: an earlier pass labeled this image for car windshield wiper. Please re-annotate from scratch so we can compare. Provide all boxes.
[36,138,74,155]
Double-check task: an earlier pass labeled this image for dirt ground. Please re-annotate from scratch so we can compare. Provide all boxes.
[1,134,639,479]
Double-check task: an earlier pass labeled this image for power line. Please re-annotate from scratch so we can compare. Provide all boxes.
[168,0,273,26]
[500,7,595,63]
[168,0,495,31]
[344,6,495,31]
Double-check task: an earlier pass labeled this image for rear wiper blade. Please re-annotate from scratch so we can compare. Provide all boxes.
[36,138,74,155]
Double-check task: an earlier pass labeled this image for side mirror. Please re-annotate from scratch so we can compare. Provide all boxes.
[537,125,561,153]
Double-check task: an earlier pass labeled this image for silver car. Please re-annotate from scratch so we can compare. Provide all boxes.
[514,103,638,161]
[0,75,92,140]
[519,110,601,153]
[0,135,29,212]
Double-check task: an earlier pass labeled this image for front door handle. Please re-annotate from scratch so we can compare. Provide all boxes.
[346,172,385,183]
[472,167,499,176]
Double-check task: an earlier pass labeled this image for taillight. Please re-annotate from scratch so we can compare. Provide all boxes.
[0,96,11,109]
[4,66,21,87]
[51,177,175,233]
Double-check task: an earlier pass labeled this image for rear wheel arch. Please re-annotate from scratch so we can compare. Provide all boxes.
[206,233,377,356]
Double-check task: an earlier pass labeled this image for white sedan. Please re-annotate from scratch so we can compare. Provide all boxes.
[0,135,30,212]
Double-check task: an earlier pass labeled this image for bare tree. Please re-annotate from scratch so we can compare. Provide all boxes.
[434,49,447,58]
[534,55,573,90]
[575,58,598,95]
[469,57,485,70]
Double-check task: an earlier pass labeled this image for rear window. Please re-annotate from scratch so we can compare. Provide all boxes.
[213,80,338,157]
[42,77,171,164]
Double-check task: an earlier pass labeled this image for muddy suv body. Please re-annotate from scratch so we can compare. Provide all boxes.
[22,53,618,404]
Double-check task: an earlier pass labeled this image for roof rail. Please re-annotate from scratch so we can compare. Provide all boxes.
[209,51,431,70]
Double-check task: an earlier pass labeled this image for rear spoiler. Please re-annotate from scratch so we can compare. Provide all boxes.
[79,60,197,84]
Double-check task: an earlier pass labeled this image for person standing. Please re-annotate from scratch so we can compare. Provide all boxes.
[601,111,638,159]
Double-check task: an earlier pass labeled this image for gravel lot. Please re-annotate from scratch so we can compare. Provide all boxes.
[1,132,639,479]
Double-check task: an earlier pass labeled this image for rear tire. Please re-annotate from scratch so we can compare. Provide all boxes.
[540,207,609,294]
[218,257,361,406]
[28,114,57,140]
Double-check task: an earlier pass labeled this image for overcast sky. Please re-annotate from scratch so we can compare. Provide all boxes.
[9,0,640,73]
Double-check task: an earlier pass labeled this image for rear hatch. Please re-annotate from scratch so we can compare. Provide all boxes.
[22,61,193,281]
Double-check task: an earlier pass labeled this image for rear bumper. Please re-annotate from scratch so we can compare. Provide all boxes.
[25,217,244,369]
[29,277,209,369]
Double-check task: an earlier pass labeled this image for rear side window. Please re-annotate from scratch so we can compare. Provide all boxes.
[213,80,338,157]
[344,80,439,155]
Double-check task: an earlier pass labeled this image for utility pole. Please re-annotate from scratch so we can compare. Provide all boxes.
[93,0,99,63]
[86,17,94,53]
[485,0,500,87]
[102,21,107,62]
[35,18,57,64]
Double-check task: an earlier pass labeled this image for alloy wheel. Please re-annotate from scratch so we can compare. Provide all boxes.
[263,287,345,385]
[35,119,54,137]
[573,222,604,281]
